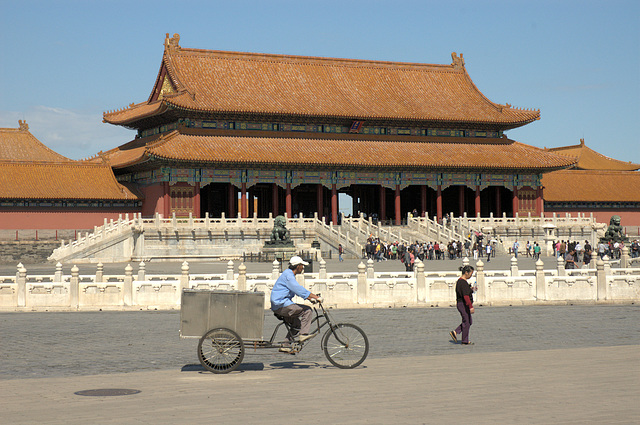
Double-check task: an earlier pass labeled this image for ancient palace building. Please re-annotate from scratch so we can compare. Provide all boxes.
[102,33,575,224]
[0,121,141,229]
[542,139,640,226]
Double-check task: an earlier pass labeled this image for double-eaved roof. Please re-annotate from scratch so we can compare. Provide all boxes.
[102,34,575,173]
[104,128,576,172]
[104,33,540,130]
[0,123,139,201]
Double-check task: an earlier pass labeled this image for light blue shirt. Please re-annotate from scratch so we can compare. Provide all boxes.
[270,268,310,311]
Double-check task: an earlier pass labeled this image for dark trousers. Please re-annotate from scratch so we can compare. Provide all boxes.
[455,301,472,343]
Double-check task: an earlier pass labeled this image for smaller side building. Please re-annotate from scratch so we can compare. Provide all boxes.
[542,139,640,226]
[0,121,141,230]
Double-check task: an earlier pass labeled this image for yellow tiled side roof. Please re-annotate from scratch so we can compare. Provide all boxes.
[106,130,576,171]
[104,35,540,128]
[0,161,140,200]
[0,126,70,162]
[542,170,640,202]
[547,140,640,171]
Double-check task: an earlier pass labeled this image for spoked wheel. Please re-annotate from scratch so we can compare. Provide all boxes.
[322,323,369,369]
[198,328,244,374]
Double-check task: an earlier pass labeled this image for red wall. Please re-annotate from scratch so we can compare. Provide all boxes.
[545,208,640,227]
[0,209,141,230]
[141,184,166,217]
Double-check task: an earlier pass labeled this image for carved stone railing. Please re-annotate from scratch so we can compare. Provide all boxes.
[2,255,638,311]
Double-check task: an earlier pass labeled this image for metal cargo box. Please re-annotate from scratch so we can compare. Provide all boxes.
[180,290,265,341]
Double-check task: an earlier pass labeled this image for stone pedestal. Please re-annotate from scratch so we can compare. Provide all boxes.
[262,242,297,263]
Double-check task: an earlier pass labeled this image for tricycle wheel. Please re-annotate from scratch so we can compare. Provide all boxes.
[198,328,244,374]
[322,323,369,369]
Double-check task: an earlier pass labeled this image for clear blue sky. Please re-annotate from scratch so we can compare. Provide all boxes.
[1,0,638,163]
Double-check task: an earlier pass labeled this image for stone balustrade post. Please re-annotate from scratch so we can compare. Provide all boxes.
[17,265,27,308]
[367,258,374,279]
[557,255,565,276]
[123,264,133,306]
[535,259,546,301]
[237,263,247,291]
[16,262,23,282]
[510,255,519,277]
[319,258,327,279]
[138,261,146,282]
[603,255,611,276]
[415,259,426,302]
[620,246,630,268]
[475,260,485,303]
[95,262,104,283]
[54,262,63,283]
[462,257,469,267]
[70,265,79,309]
[596,258,606,301]
[357,262,367,304]
[224,260,234,280]
[271,260,280,280]
[180,261,190,292]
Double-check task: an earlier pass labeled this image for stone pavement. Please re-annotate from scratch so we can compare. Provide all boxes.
[1,305,639,423]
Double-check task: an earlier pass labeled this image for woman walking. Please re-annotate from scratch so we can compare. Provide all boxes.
[449,265,475,345]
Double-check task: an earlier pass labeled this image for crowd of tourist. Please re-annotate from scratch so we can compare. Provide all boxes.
[363,237,500,272]
[361,236,640,272]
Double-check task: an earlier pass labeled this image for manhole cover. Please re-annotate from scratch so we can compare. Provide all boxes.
[74,389,141,397]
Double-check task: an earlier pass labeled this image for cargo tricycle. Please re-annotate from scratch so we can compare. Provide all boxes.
[180,290,369,374]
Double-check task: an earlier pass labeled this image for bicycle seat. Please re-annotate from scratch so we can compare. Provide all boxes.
[273,313,286,321]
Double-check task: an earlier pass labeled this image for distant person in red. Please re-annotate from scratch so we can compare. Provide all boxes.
[449,265,475,345]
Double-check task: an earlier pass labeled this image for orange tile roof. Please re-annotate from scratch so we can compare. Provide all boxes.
[547,139,640,171]
[104,129,576,171]
[542,170,640,202]
[0,122,140,201]
[0,161,141,200]
[104,34,540,129]
[0,122,70,162]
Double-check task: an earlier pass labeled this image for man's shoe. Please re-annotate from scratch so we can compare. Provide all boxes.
[279,347,293,353]
[461,342,474,345]
[297,334,313,342]
[449,331,457,342]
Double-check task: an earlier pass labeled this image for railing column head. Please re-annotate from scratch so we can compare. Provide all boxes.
[181,261,190,275]
[125,264,133,276]
[71,265,79,277]
[462,257,469,267]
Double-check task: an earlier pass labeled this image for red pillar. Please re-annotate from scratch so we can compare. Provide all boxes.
[475,186,481,217]
[316,184,323,219]
[240,183,247,218]
[536,186,544,216]
[379,185,386,221]
[285,183,292,218]
[163,182,170,216]
[272,183,279,217]
[420,185,427,217]
[512,187,519,217]
[496,187,502,216]
[458,186,465,217]
[194,182,201,218]
[394,185,401,225]
[331,184,338,224]
[436,185,442,221]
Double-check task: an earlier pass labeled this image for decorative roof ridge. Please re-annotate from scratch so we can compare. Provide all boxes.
[103,100,150,117]
[0,159,115,169]
[548,169,640,175]
[165,33,460,72]
[460,69,540,119]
